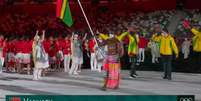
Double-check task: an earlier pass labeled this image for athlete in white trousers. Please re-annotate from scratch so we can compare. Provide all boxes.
[138,48,145,62]
[88,37,97,71]
[64,55,71,72]
[148,40,160,63]
[90,52,97,71]
[182,38,191,59]
[69,33,86,75]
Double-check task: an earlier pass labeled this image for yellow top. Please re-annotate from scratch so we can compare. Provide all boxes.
[99,32,128,41]
[151,33,161,42]
[127,33,139,55]
[159,34,179,56]
[191,28,201,52]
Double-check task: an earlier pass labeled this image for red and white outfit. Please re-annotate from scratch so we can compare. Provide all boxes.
[7,40,16,67]
[21,40,32,64]
[43,39,51,54]
[88,38,97,71]
[48,41,58,64]
[56,39,64,64]
[15,40,24,63]
[62,39,71,72]
[138,36,148,62]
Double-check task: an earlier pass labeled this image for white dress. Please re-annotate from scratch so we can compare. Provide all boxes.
[34,45,49,69]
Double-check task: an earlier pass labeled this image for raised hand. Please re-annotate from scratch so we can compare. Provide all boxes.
[36,30,39,35]
[96,30,100,34]
[42,30,46,34]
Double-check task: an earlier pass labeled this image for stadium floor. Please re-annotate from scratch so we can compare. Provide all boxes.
[0,70,201,101]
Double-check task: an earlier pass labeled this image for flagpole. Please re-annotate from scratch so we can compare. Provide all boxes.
[78,0,106,58]
[77,0,98,44]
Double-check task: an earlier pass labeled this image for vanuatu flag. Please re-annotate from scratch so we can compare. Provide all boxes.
[56,0,73,27]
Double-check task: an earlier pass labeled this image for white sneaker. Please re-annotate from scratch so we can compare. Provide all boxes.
[33,78,39,80]
[129,75,137,79]
[64,69,68,72]
[68,72,73,75]
[98,70,102,73]
[38,76,42,80]
[73,72,79,75]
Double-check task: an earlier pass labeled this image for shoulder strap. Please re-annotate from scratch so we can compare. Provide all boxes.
[169,38,173,50]
[133,34,137,44]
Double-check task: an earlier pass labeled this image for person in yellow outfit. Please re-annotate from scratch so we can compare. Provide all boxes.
[157,29,179,80]
[191,27,201,71]
[126,27,139,78]
[191,27,201,52]
[185,24,201,71]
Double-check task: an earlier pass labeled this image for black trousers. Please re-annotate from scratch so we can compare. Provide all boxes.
[130,56,137,76]
[161,55,172,79]
[194,52,201,71]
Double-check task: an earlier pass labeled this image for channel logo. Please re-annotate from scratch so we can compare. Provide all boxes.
[177,95,195,101]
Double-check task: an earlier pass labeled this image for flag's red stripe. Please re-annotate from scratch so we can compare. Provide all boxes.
[56,0,63,17]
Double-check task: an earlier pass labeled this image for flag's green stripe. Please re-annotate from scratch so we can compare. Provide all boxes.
[63,0,73,27]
